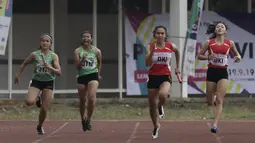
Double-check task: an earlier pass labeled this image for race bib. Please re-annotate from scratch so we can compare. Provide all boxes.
[152,52,172,65]
[210,54,228,66]
[81,57,96,69]
[37,65,48,73]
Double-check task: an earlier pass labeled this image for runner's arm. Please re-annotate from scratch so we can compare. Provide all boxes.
[198,40,210,60]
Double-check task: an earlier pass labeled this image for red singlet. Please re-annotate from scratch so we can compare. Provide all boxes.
[207,39,231,68]
[148,42,174,75]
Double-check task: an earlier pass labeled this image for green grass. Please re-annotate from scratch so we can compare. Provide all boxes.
[1,101,255,120]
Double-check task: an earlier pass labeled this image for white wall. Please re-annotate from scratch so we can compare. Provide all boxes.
[1,0,166,97]
[3,14,122,91]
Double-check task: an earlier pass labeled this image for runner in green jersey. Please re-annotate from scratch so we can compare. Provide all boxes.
[14,34,61,135]
[74,31,102,132]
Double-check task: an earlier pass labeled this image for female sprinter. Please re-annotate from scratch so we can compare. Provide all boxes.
[145,25,180,139]
[198,21,241,134]
[14,34,61,135]
[74,31,102,132]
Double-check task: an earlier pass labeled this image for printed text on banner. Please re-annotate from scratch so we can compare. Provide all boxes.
[182,0,204,76]
[0,0,13,55]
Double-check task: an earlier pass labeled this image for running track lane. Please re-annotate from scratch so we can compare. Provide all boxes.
[0,120,255,143]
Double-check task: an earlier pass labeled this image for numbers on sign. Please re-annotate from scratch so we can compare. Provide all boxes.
[250,69,254,75]
[228,68,255,76]
[238,69,243,76]
[232,69,236,76]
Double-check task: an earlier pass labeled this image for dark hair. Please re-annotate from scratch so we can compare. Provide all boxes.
[206,21,228,39]
[39,33,53,50]
[152,25,169,42]
[80,30,93,45]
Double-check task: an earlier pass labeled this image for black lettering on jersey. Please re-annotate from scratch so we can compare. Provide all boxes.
[157,57,167,62]
[213,58,223,64]
[84,61,94,67]
[38,66,49,72]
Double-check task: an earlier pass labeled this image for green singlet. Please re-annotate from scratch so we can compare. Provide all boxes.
[77,45,98,77]
[32,50,55,81]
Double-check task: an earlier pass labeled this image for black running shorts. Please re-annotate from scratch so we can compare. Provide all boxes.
[206,67,228,83]
[30,79,54,91]
[77,72,99,86]
[147,75,172,89]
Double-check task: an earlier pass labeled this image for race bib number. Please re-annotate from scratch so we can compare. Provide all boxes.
[37,66,48,72]
[152,52,172,65]
[82,58,96,69]
[211,54,227,66]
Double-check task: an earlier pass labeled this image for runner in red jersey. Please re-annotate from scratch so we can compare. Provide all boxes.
[145,25,180,139]
[198,21,241,134]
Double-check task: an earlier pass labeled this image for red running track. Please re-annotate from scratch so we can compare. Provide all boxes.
[0,120,255,143]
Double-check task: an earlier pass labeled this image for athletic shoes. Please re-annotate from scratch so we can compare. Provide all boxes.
[82,120,87,131]
[86,120,92,131]
[37,125,45,135]
[210,125,218,134]
[158,105,165,119]
[152,124,160,139]
[82,119,92,132]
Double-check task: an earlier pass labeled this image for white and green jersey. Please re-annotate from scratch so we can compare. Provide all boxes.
[77,45,98,77]
[32,50,55,81]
